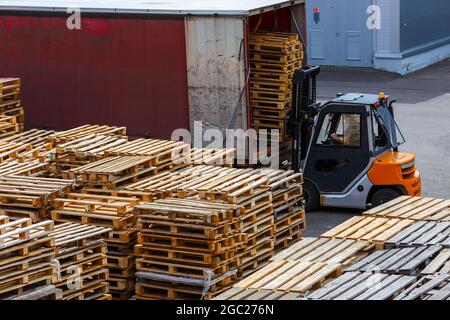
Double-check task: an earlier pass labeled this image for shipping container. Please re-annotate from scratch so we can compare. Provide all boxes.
[0,0,306,138]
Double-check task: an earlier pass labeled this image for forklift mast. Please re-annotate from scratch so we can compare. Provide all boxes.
[289,66,321,172]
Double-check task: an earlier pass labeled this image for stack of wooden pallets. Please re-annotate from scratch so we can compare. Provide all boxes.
[0,175,75,222]
[133,199,245,300]
[126,165,276,276]
[0,216,56,300]
[63,156,157,189]
[249,32,303,142]
[258,169,305,251]
[50,193,141,299]
[50,222,112,300]
[0,78,23,133]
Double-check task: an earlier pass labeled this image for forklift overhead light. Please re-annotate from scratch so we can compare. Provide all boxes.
[379,92,385,99]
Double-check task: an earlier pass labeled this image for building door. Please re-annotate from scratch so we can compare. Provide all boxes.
[307,0,374,67]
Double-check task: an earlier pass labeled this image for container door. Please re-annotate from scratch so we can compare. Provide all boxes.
[335,0,373,67]
[307,0,373,67]
[307,0,337,66]
[185,17,247,133]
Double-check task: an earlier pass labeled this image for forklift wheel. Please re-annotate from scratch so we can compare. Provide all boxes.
[371,188,401,208]
[304,181,320,212]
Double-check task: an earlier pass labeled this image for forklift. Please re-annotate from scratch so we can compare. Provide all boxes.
[287,66,421,211]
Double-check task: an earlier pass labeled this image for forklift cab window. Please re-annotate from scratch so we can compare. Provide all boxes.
[316,113,361,147]
[372,112,389,150]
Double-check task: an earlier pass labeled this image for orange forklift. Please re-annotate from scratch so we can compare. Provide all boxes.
[288,66,421,211]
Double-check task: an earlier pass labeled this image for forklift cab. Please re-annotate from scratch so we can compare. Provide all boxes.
[302,93,421,211]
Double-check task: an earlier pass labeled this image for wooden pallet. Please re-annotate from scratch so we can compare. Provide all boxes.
[50,222,112,248]
[54,268,109,296]
[0,129,56,147]
[0,268,55,299]
[306,271,416,300]
[135,198,242,227]
[104,138,189,166]
[135,244,239,269]
[0,216,54,249]
[252,107,290,119]
[384,221,450,248]
[0,175,75,208]
[0,78,21,102]
[81,188,154,202]
[321,216,414,248]
[251,89,291,101]
[63,282,110,300]
[64,156,157,189]
[395,274,450,300]
[126,165,269,204]
[56,133,128,158]
[135,281,231,301]
[5,284,62,300]
[138,218,242,240]
[136,257,239,280]
[190,148,236,167]
[274,223,303,252]
[0,115,20,138]
[234,260,341,293]
[0,141,32,163]
[346,245,442,275]
[251,98,291,110]
[270,237,371,266]
[137,232,246,255]
[0,207,47,223]
[364,196,450,221]
[422,248,450,275]
[0,159,51,176]
[46,124,127,144]
[214,287,303,300]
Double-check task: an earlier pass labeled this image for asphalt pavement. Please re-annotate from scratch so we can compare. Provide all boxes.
[303,59,450,237]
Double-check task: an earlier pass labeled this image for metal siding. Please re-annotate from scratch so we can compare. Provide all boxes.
[0,15,189,139]
[185,17,247,132]
[400,0,450,52]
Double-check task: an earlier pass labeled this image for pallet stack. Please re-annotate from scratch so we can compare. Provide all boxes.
[0,78,23,133]
[50,222,112,300]
[249,32,303,142]
[125,165,276,276]
[0,175,75,222]
[51,193,141,299]
[0,217,56,300]
[133,199,244,300]
[258,169,305,251]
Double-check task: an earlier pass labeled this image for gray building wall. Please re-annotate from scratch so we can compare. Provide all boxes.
[400,0,450,54]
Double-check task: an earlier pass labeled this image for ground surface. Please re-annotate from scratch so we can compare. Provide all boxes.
[303,59,450,237]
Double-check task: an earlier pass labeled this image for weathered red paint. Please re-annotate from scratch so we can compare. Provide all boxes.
[0,15,189,139]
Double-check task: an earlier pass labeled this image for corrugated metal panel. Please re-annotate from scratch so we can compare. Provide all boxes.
[0,0,305,16]
[185,16,247,132]
[0,15,189,139]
